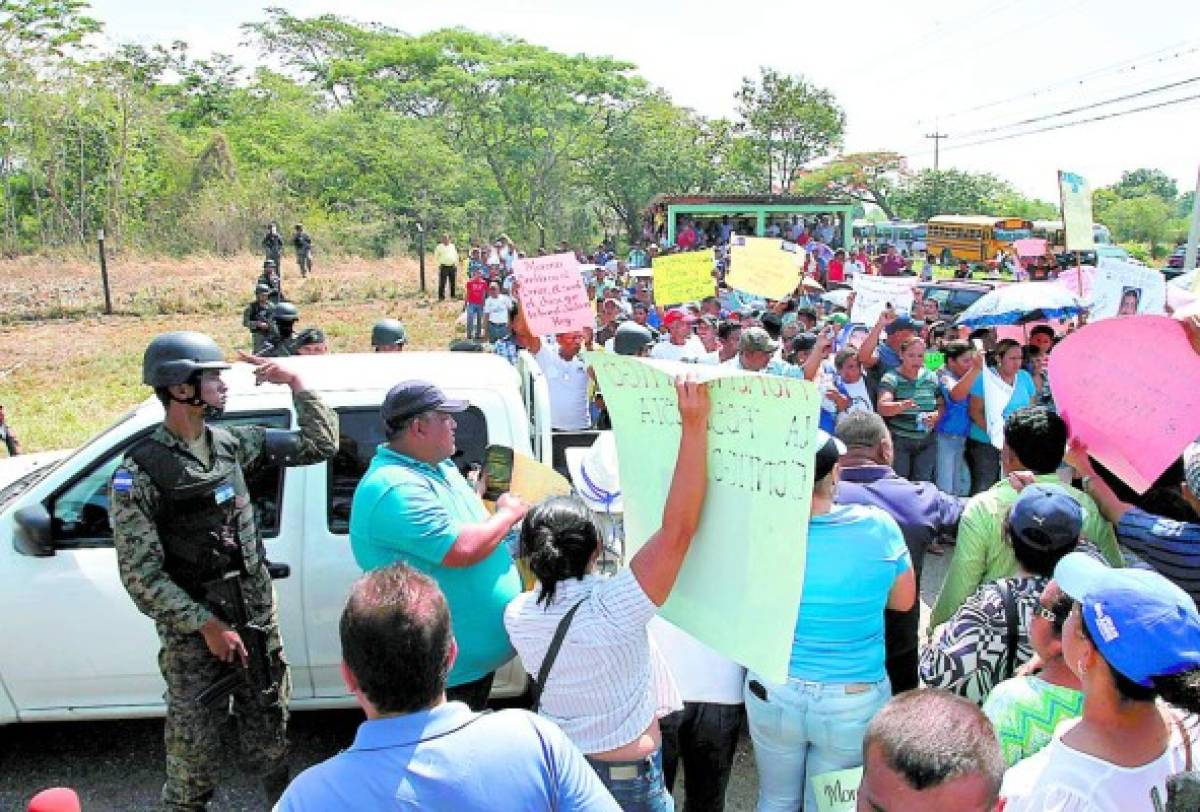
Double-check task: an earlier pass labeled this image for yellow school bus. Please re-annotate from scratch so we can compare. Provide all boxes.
[926,215,1033,264]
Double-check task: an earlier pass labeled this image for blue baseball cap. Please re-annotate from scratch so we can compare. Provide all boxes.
[1009,484,1082,553]
[1055,552,1200,687]
[885,315,920,336]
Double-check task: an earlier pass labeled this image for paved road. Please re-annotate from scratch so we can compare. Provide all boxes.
[0,553,952,811]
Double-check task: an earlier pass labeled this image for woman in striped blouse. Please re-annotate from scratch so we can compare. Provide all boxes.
[505,378,710,811]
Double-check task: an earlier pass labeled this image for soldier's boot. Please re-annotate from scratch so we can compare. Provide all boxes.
[262,765,290,806]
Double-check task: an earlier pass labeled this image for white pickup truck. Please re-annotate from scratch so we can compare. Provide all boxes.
[0,351,557,725]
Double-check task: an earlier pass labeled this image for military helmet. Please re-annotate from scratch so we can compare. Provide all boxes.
[263,258,277,269]
[371,319,408,347]
[143,331,230,387]
[255,282,272,295]
[273,302,300,322]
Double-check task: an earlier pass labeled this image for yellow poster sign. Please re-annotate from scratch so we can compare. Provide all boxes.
[728,236,802,300]
[1059,170,1095,252]
[652,251,715,306]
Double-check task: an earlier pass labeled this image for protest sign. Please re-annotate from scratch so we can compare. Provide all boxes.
[513,251,593,334]
[810,767,862,812]
[1049,316,1200,493]
[652,251,715,306]
[850,275,916,324]
[1090,258,1166,320]
[1059,171,1095,252]
[586,352,821,683]
[728,236,802,300]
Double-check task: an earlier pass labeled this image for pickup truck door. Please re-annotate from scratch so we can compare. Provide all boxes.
[516,349,553,466]
[0,411,293,717]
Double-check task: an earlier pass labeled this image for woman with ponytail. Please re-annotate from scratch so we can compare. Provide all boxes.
[1002,552,1200,810]
[504,378,710,811]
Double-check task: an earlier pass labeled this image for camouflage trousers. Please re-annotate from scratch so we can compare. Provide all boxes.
[158,626,290,811]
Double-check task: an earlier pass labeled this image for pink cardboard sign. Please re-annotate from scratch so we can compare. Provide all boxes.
[513,252,593,335]
[1049,315,1200,493]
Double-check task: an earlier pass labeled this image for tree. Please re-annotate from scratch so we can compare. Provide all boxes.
[1103,195,1184,258]
[793,152,907,219]
[342,28,640,243]
[734,67,844,194]
[891,169,1014,221]
[1110,167,1178,202]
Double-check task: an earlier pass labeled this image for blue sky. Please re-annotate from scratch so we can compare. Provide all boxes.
[90,0,1200,202]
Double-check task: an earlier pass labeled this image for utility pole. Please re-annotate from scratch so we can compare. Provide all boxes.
[1184,164,1199,290]
[925,131,948,172]
[926,131,949,217]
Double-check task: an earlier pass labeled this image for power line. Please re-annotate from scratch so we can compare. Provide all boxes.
[953,73,1200,139]
[925,91,1200,156]
[920,38,1200,124]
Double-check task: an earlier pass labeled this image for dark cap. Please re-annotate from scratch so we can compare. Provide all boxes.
[814,429,846,481]
[381,380,469,428]
[1008,484,1083,552]
[791,332,818,353]
[885,315,919,336]
[614,321,654,356]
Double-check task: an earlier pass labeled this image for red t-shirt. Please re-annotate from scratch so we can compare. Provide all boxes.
[677,228,697,249]
[827,259,845,283]
[466,277,488,306]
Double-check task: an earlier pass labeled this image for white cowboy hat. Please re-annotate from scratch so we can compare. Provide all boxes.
[564,431,623,513]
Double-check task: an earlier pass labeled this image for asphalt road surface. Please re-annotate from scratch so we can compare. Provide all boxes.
[0,554,951,811]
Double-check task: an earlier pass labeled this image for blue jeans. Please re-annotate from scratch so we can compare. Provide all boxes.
[466,303,484,339]
[891,431,936,483]
[487,322,508,343]
[745,673,890,812]
[586,749,674,811]
[935,433,970,496]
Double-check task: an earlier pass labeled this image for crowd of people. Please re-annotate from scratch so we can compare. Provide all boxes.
[24,221,1196,812]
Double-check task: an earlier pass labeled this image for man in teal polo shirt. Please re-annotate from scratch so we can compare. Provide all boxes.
[350,380,528,709]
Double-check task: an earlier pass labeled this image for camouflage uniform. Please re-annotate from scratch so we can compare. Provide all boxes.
[110,390,338,810]
[242,300,276,353]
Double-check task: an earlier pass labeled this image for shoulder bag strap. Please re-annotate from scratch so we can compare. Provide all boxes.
[530,599,586,714]
[1000,581,1019,680]
[1174,712,1194,772]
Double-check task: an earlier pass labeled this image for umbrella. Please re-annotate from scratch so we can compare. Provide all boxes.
[956,281,1085,327]
[800,276,825,292]
[1170,268,1197,290]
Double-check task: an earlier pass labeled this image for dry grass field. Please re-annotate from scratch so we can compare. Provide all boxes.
[0,252,466,451]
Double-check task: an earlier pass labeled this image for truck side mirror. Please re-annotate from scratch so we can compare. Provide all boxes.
[13,503,54,557]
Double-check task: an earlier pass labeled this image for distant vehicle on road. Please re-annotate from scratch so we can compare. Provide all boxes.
[917,279,1002,318]
[1055,244,1132,269]
[926,215,1033,265]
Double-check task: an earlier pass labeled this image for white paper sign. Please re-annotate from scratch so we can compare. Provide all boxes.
[1091,258,1166,321]
[850,275,916,324]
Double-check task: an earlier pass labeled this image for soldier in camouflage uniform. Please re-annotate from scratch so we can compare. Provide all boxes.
[257,303,301,358]
[242,284,276,353]
[262,223,284,272]
[257,261,282,306]
[110,331,338,810]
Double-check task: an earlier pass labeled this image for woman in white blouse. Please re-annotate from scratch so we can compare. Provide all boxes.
[505,378,709,811]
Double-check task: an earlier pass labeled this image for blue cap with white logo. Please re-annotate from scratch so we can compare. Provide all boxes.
[1055,552,1200,687]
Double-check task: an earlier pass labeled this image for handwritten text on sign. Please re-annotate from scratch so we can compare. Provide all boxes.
[1059,170,1096,252]
[851,274,916,324]
[652,251,715,306]
[587,352,821,682]
[810,767,862,812]
[1049,315,1200,493]
[728,237,802,300]
[513,252,594,335]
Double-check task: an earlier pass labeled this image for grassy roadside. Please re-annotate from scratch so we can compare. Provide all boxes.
[0,253,466,452]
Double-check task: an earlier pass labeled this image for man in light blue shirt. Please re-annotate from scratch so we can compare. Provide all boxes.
[275,564,618,811]
[349,380,528,709]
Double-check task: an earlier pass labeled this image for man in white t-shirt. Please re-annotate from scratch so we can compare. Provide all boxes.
[650,618,745,810]
[649,309,706,362]
[510,298,591,432]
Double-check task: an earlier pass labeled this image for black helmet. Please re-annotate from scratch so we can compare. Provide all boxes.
[263,258,277,269]
[273,302,299,322]
[255,283,271,295]
[143,331,230,387]
[613,321,654,356]
[371,319,407,347]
